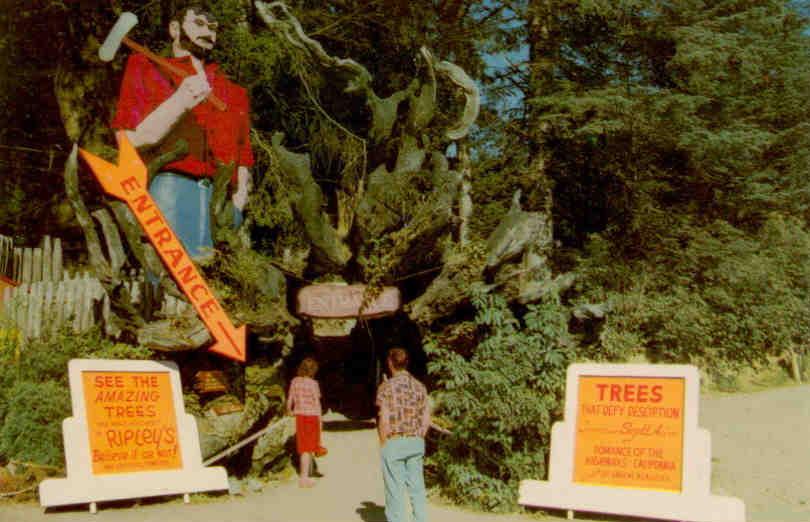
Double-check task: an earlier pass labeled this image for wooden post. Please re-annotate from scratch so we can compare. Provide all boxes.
[0,235,6,276]
[12,247,22,282]
[0,235,11,277]
[42,236,52,282]
[43,281,53,336]
[53,238,63,282]
[32,247,42,283]
[32,283,43,339]
[54,278,66,334]
[81,273,94,332]
[21,248,32,284]
[13,283,24,339]
[102,292,115,337]
[70,275,82,333]
[24,283,36,340]
[93,277,105,330]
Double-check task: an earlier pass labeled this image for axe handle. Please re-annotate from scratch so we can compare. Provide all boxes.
[122,37,227,111]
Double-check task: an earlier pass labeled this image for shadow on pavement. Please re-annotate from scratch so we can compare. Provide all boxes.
[356,501,386,522]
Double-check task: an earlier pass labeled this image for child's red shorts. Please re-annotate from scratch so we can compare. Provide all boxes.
[295,415,321,454]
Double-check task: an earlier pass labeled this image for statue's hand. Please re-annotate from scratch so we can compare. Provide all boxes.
[177,66,212,110]
[232,185,249,211]
[232,166,252,211]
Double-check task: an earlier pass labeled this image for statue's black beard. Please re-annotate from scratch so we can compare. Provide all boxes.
[180,31,214,61]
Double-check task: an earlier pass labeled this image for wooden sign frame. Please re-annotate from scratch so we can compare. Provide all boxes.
[519,363,745,522]
[39,359,228,512]
[296,284,400,319]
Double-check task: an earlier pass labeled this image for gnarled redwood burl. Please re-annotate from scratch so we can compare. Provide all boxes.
[62,0,557,366]
[255,1,482,290]
[63,0,573,475]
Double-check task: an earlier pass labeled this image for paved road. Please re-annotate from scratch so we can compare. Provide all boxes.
[699,384,810,522]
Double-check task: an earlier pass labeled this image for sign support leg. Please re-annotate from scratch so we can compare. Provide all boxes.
[566,509,573,519]
[89,502,97,514]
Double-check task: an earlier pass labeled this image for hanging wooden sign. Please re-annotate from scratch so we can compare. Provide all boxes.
[39,359,228,512]
[211,397,245,416]
[79,132,246,362]
[296,284,400,319]
[194,370,229,394]
[519,364,745,522]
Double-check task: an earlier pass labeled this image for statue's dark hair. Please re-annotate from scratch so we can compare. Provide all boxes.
[172,3,217,24]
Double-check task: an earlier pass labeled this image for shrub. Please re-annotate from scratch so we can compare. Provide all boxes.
[574,214,810,375]
[425,287,573,511]
[0,381,71,467]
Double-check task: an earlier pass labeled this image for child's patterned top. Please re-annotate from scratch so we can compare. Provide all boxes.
[289,376,322,416]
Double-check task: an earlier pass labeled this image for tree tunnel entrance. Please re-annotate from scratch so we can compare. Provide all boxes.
[292,312,426,420]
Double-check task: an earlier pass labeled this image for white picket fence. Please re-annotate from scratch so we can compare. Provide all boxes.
[1,234,64,285]
[2,272,107,339]
[1,233,190,340]
[0,234,13,280]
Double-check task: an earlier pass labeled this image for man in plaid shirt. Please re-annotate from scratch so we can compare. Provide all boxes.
[376,347,430,522]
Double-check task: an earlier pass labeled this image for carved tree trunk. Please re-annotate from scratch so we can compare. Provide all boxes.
[54,48,114,154]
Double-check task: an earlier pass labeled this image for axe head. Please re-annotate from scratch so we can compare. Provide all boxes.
[99,12,138,62]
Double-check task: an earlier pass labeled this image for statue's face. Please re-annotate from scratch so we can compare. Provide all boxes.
[178,9,218,52]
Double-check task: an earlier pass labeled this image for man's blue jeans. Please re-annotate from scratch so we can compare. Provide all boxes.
[150,172,242,261]
[381,437,426,522]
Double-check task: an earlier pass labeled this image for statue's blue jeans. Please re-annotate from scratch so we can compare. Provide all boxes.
[381,436,427,522]
[149,172,242,261]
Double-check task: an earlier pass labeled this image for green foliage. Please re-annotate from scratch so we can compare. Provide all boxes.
[0,381,70,467]
[510,0,810,249]
[0,327,152,466]
[489,0,810,385]
[575,214,810,373]
[425,287,574,511]
[249,130,309,254]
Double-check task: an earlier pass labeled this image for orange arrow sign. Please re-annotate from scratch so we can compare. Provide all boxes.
[79,131,247,362]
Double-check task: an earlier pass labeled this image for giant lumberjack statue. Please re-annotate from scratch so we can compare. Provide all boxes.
[111,3,253,261]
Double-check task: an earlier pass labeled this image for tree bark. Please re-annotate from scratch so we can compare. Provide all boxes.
[526,0,557,220]
[63,145,112,281]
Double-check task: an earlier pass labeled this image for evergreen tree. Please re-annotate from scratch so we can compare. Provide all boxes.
[530,0,810,371]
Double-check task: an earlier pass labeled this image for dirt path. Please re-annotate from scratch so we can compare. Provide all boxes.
[2,385,809,522]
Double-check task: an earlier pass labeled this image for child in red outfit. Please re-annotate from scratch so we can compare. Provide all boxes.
[286,357,326,487]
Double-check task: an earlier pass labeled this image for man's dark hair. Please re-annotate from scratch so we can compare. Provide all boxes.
[172,3,217,24]
[387,347,409,371]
